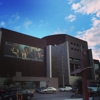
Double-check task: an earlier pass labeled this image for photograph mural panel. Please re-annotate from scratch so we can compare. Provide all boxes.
[4,41,44,61]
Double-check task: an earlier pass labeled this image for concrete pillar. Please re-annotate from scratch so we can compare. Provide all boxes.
[46,45,52,78]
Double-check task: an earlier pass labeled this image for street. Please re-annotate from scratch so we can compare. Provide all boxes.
[30,91,75,100]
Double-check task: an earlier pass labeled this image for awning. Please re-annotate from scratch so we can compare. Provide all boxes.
[71,68,82,74]
[71,66,93,74]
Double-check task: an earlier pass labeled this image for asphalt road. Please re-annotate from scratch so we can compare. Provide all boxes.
[30,91,75,100]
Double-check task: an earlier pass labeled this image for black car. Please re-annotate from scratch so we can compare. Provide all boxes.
[0,88,5,95]
[1,89,34,100]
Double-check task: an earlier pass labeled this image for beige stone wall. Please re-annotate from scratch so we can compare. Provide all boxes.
[13,76,58,89]
[69,76,80,86]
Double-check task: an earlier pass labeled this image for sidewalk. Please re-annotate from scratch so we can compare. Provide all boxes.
[66,97,92,100]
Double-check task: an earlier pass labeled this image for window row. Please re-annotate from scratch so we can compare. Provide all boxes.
[70,42,84,48]
[69,57,80,61]
[71,47,82,52]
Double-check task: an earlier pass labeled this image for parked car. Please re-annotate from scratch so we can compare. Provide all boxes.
[88,83,100,95]
[1,89,34,100]
[39,87,57,94]
[0,87,6,100]
[0,87,5,96]
[35,87,46,93]
[59,86,72,92]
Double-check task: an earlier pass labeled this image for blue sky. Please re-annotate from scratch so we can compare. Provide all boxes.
[0,0,100,61]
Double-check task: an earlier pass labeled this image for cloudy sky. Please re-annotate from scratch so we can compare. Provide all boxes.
[0,0,100,61]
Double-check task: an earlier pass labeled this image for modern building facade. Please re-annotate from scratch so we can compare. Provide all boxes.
[42,34,100,86]
[93,59,100,80]
[0,28,58,89]
[0,28,100,89]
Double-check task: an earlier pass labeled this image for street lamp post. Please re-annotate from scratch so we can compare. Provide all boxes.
[80,45,89,100]
[62,57,64,87]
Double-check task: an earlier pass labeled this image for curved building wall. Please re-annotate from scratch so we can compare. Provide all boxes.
[51,41,70,85]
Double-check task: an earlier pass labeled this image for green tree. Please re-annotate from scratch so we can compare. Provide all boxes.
[4,78,14,88]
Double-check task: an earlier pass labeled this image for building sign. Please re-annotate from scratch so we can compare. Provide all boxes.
[4,41,44,61]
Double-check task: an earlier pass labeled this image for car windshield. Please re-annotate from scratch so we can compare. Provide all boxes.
[17,89,30,93]
[42,87,47,89]
[88,84,97,87]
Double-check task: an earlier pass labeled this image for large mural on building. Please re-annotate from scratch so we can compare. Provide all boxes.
[4,41,44,61]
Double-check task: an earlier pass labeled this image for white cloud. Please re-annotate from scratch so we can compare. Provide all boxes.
[38,24,43,27]
[72,3,81,10]
[92,17,100,27]
[23,20,32,29]
[12,13,20,20]
[52,28,67,35]
[70,0,100,60]
[8,13,20,24]
[0,21,6,26]
[68,0,75,4]
[96,11,100,17]
[14,26,21,31]
[53,31,63,35]
[71,0,100,16]
[65,14,76,22]
[76,17,100,61]
[38,21,49,27]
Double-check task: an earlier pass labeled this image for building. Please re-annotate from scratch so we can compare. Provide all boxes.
[87,59,100,84]
[42,34,100,86]
[0,28,58,89]
[0,28,100,89]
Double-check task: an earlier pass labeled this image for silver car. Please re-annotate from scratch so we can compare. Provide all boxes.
[39,87,57,94]
[59,86,72,92]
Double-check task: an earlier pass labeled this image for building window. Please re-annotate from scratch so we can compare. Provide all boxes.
[71,42,73,44]
[77,49,79,52]
[74,48,76,51]
[70,64,75,76]
[73,58,80,61]
[71,47,73,50]
[75,64,81,76]
[70,64,81,76]
[69,57,73,60]
[82,45,84,48]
